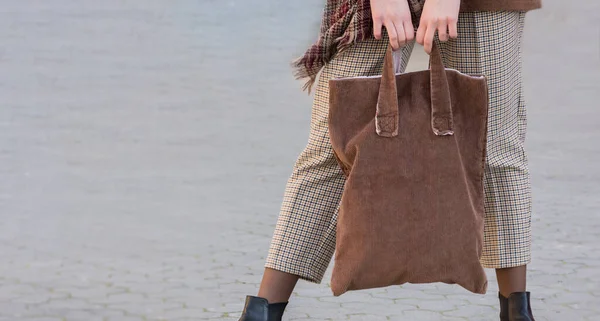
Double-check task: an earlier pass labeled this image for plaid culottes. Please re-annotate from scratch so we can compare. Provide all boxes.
[266,11,532,284]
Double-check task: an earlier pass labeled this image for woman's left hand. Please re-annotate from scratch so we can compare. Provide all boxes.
[416,0,461,54]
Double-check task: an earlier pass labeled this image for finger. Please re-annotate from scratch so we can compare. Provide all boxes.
[448,17,458,39]
[416,21,426,45]
[386,21,400,50]
[373,18,383,39]
[437,18,448,42]
[424,21,437,54]
[394,21,407,48]
[404,20,415,43]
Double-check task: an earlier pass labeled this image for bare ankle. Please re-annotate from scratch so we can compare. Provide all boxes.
[257,268,300,303]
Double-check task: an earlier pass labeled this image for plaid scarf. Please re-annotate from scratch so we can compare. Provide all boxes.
[292,0,373,92]
[292,0,425,92]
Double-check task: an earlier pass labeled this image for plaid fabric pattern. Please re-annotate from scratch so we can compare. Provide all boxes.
[267,10,531,283]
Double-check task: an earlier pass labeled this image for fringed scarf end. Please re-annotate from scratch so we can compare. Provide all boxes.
[334,29,358,55]
[291,56,319,94]
[289,0,372,94]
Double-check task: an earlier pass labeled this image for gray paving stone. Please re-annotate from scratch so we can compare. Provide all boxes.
[90,292,146,305]
[107,301,183,316]
[403,309,467,321]
[161,308,222,319]
[37,298,104,314]
[0,302,33,317]
[76,309,125,319]
[10,293,52,305]
[0,284,37,298]
[441,304,498,319]
[106,317,144,321]
[345,314,384,320]
[51,287,113,301]
[409,299,464,312]
[62,310,105,321]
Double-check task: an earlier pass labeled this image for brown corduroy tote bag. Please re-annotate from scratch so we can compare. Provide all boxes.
[328,43,489,296]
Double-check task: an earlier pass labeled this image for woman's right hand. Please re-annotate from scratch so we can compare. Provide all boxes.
[371,0,415,50]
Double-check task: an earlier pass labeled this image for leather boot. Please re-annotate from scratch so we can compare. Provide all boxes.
[238,295,288,321]
[501,292,535,321]
[499,292,509,321]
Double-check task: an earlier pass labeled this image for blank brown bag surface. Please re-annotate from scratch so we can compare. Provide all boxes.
[328,44,489,296]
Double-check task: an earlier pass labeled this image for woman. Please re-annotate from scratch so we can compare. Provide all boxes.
[238,0,541,320]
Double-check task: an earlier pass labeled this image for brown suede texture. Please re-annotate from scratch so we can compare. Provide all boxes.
[328,45,490,296]
[460,0,542,12]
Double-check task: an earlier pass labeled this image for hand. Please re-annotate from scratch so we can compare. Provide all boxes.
[416,0,460,54]
[371,0,415,50]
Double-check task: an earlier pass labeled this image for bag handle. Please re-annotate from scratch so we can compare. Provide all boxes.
[375,42,455,137]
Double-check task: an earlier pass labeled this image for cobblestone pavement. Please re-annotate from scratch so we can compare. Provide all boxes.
[0,0,599,320]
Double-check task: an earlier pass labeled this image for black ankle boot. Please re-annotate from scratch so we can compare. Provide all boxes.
[499,292,535,321]
[499,292,509,321]
[238,296,288,321]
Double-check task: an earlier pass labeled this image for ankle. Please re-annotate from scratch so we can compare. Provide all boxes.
[500,290,527,298]
[256,293,290,305]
